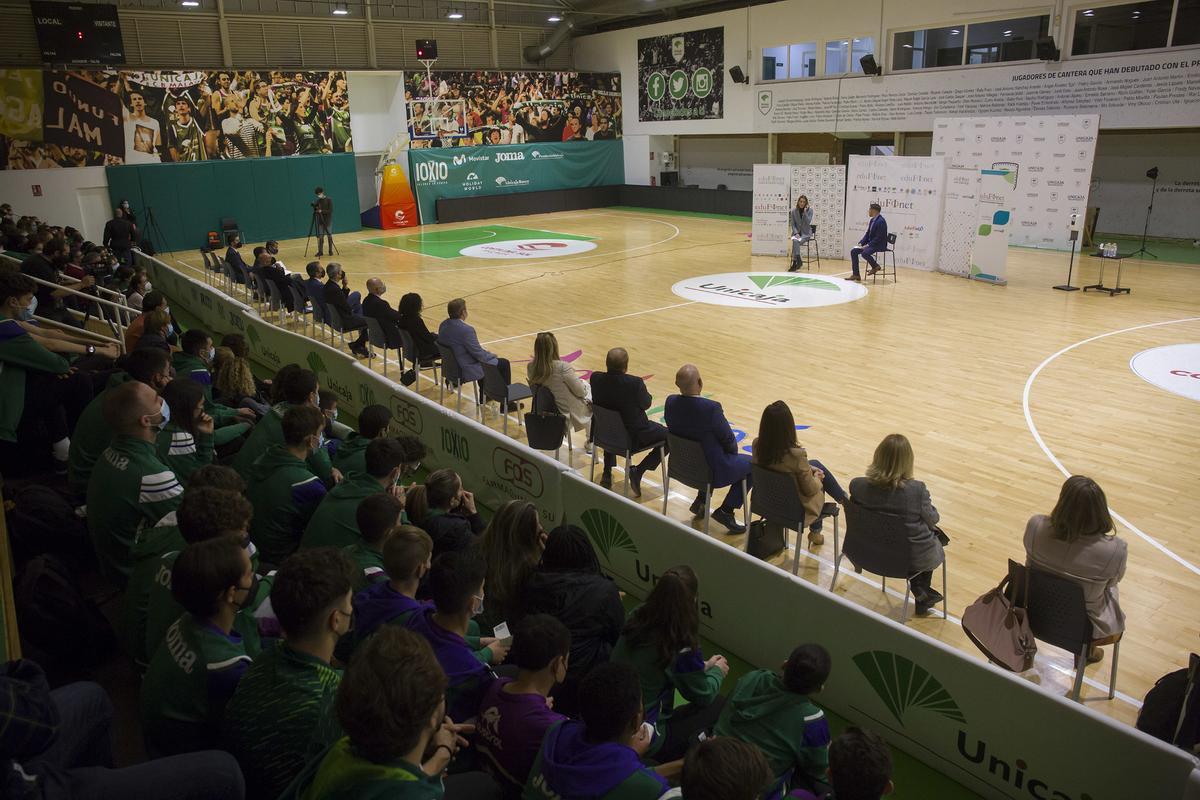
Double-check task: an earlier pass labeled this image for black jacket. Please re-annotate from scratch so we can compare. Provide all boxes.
[398,312,439,360]
[102,217,135,249]
[590,371,655,434]
[314,195,333,227]
[225,245,250,274]
[363,293,402,348]
[323,278,353,317]
[418,509,485,559]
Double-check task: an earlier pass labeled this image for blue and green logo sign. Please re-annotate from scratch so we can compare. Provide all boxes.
[579,508,638,563]
[853,650,966,726]
[672,272,867,309]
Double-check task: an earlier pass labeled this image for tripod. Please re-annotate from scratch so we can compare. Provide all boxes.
[141,205,173,259]
[1129,168,1158,259]
[304,207,339,258]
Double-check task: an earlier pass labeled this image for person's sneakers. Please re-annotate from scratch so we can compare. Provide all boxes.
[599,472,613,489]
[628,465,644,498]
[711,508,746,534]
[689,496,707,518]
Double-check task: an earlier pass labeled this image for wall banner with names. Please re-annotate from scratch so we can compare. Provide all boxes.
[790,165,845,259]
[638,27,724,122]
[938,168,979,278]
[750,164,792,256]
[970,169,1016,285]
[844,155,946,271]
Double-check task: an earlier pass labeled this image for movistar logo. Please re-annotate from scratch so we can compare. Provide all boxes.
[748,275,838,291]
[580,508,638,562]
[853,650,966,726]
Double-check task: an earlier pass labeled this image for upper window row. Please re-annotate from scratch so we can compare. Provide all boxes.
[761,37,875,80]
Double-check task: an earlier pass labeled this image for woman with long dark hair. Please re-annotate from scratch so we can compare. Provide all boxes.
[612,565,729,762]
[473,499,546,631]
[397,292,440,363]
[155,378,214,485]
[411,468,484,559]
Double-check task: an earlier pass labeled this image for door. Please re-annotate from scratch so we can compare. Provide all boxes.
[77,186,112,243]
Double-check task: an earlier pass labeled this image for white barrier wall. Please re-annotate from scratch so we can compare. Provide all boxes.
[844,155,947,270]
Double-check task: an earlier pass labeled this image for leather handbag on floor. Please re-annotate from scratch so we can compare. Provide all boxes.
[747,519,786,561]
[962,574,1037,672]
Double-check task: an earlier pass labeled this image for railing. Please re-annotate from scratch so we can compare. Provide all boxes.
[22,275,134,353]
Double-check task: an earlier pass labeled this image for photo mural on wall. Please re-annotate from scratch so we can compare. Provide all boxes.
[403,70,621,148]
[0,68,352,169]
[637,27,724,122]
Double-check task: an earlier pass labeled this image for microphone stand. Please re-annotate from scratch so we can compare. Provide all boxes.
[1053,229,1080,292]
[1129,172,1158,259]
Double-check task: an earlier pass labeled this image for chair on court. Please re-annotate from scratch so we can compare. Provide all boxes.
[399,329,440,388]
[663,434,748,536]
[220,260,243,298]
[262,280,286,325]
[1007,559,1121,702]
[363,317,392,376]
[749,465,840,574]
[244,272,266,313]
[286,284,311,332]
[589,405,666,499]
[525,385,568,462]
[309,296,334,344]
[871,233,898,284]
[480,363,532,436]
[436,343,480,417]
[325,305,349,350]
[831,501,947,624]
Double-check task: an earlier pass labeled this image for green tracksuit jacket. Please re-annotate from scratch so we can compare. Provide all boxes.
[284,738,444,800]
[245,444,328,566]
[155,421,214,486]
[0,316,70,442]
[300,471,385,551]
[68,371,131,495]
[233,402,333,483]
[330,432,371,476]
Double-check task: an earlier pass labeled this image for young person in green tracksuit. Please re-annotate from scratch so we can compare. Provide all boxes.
[140,536,260,756]
[301,437,412,551]
[87,380,186,586]
[125,464,244,566]
[524,661,676,800]
[233,367,337,485]
[330,404,392,476]
[713,644,833,798]
[173,328,255,447]
[245,404,329,566]
[283,625,490,800]
[344,493,405,587]
[660,737,772,800]
[224,547,357,800]
[156,378,215,486]
[612,565,729,762]
[68,347,172,498]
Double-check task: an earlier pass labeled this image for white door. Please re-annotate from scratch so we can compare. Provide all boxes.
[77,186,112,243]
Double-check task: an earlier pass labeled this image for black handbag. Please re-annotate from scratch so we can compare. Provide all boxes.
[747,520,786,560]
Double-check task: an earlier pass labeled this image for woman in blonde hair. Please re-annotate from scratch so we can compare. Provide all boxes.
[213,344,269,417]
[848,433,945,615]
[526,331,592,434]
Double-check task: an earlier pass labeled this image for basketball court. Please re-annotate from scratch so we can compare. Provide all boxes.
[174,207,1200,727]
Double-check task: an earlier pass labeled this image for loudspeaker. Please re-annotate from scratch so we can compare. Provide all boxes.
[859,54,881,75]
[416,39,438,60]
[729,65,748,84]
[1146,166,1159,180]
[1035,37,1059,61]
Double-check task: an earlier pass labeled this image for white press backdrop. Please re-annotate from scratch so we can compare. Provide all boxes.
[791,165,846,262]
[844,155,947,271]
[750,164,793,256]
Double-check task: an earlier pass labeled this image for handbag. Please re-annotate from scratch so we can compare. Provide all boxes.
[747,520,786,561]
[962,574,1037,672]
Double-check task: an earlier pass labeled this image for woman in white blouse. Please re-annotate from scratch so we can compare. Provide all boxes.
[527,331,591,435]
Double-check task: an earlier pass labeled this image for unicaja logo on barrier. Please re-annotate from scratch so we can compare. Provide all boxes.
[580,508,638,562]
[672,273,865,309]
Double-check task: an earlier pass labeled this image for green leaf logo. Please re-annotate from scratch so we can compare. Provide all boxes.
[580,508,638,562]
[853,650,966,726]
[747,275,838,291]
[307,352,327,375]
[246,326,261,349]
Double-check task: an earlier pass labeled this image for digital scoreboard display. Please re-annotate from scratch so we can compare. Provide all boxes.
[30,1,125,65]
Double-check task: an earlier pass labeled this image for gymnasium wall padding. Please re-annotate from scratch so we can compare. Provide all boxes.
[105,153,360,251]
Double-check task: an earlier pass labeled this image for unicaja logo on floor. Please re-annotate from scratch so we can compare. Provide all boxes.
[672,272,867,309]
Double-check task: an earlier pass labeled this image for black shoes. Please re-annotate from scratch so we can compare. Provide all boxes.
[599,472,613,489]
[711,508,746,534]
[628,465,644,498]
[689,496,706,517]
[914,588,943,616]
[350,344,370,359]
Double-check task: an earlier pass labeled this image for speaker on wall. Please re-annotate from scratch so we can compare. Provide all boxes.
[1036,37,1060,61]
[729,65,749,85]
[859,54,882,76]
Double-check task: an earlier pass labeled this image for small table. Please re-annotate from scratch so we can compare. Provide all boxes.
[1084,252,1132,296]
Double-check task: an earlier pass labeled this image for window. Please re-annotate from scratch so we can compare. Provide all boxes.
[1071,0,1172,55]
[966,15,1050,62]
[1176,0,1200,45]
[893,26,965,70]
[824,37,876,74]
[762,46,787,80]
[760,42,817,80]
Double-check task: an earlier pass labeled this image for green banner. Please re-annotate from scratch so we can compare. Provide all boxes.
[407,140,624,223]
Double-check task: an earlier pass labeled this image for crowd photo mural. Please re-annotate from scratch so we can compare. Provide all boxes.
[0,68,352,169]
[403,70,621,148]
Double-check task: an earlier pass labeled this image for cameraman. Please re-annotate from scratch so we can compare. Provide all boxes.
[102,207,137,267]
[312,186,333,257]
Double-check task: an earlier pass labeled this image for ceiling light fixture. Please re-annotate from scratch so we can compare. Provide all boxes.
[903,43,913,48]
[950,29,960,34]
[180,0,199,6]
[331,1,348,13]
[547,14,561,21]
[1082,8,1094,14]
[447,10,463,17]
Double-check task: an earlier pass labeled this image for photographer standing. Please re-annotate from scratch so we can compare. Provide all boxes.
[313,186,333,257]
[103,207,136,267]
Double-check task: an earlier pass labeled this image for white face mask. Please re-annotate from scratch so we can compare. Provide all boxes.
[472,593,485,618]
[18,296,37,321]
[207,346,215,362]
[330,408,338,421]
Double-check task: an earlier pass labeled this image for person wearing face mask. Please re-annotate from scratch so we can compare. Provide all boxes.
[140,536,260,756]
[174,327,256,444]
[123,290,175,352]
[232,366,338,486]
[224,547,357,800]
[244,404,329,567]
[264,239,288,274]
[156,378,216,486]
[225,233,251,276]
[300,438,411,551]
[0,271,117,360]
[298,260,327,316]
[86,381,185,586]
[19,235,94,326]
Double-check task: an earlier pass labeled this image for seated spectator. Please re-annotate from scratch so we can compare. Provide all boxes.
[663,738,772,800]
[20,236,94,326]
[1024,475,1127,661]
[141,536,259,755]
[213,345,269,417]
[301,437,409,550]
[714,644,832,796]
[408,468,485,558]
[350,525,434,649]
[752,401,848,548]
[664,364,752,533]
[330,403,389,474]
[265,240,287,273]
[397,291,439,363]
[345,493,405,587]
[849,434,945,616]
[135,308,173,353]
[174,329,260,440]
[613,565,728,762]
[524,661,673,800]
[522,524,624,718]
[473,499,546,631]
[317,388,343,443]
[323,262,369,358]
[477,614,570,793]
[298,261,327,314]
[127,269,150,311]
[363,277,404,349]
[0,659,247,800]
[156,377,215,485]
[527,331,590,438]
[438,298,513,399]
[225,234,250,276]
[126,463,245,566]
[232,366,335,484]
[256,250,294,311]
[122,290,171,352]
[245,404,329,566]
[87,380,185,586]
[787,727,893,800]
[224,547,356,800]
[590,347,667,496]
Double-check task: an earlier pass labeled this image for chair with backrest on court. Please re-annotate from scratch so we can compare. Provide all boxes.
[749,465,840,574]
[286,284,311,333]
[589,405,666,499]
[480,363,532,436]
[244,271,266,312]
[220,218,241,246]
[436,343,480,417]
[872,233,898,284]
[221,259,243,298]
[663,434,748,536]
[398,329,440,388]
[524,385,568,462]
[1006,559,1120,702]
[308,294,334,344]
[831,500,947,623]
[363,317,392,376]
[262,279,285,325]
[800,224,821,272]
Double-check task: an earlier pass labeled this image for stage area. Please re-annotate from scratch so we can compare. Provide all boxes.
[176,208,1200,728]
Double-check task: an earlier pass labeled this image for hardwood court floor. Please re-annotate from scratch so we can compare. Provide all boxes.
[174,208,1200,728]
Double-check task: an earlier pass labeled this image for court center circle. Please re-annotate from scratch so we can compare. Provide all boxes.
[1129,343,1200,402]
[672,272,867,308]
[459,238,598,259]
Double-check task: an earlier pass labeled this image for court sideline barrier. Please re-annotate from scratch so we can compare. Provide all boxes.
[138,254,1200,800]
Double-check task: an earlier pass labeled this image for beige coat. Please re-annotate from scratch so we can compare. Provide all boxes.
[528,359,592,431]
[1023,514,1127,638]
[751,438,824,526]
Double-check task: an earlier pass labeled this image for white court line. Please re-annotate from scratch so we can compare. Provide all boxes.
[482,301,698,345]
[1022,317,1200,578]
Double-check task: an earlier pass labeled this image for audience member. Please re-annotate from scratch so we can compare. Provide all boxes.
[438,298,513,397]
[1024,475,1126,661]
[397,292,440,363]
[226,234,251,276]
[528,331,590,439]
[317,388,342,443]
[135,309,173,353]
[849,434,945,616]
[20,236,93,325]
[103,207,137,265]
[256,250,294,310]
[322,263,370,358]
[126,270,150,310]
[299,261,327,315]
[245,404,329,566]
[663,737,773,800]
[664,364,752,533]
[232,366,335,484]
[213,341,270,417]
[1,270,117,363]
[301,437,409,550]
[590,347,667,496]
[363,277,404,349]
[352,525,434,644]
[714,643,832,796]
[795,726,894,800]
[141,536,259,755]
[473,499,546,631]
[126,463,246,565]
[344,493,405,586]
[122,290,171,352]
[330,403,389,474]
[156,377,215,485]
[524,661,674,800]
[224,547,356,800]
[613,565,728,762]
[409,468,485,558]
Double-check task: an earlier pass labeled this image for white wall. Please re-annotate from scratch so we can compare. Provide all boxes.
[1091,131,1200,239]
[678,135,767,189]
[0,167,110,241]
[347,70,409,155]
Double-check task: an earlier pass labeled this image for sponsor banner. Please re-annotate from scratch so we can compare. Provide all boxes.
[638,27,724,122]
[932,114,1098,250]
[671,272,866,308]
[750,164,792,256]
[754,47,1200,133]
[844,155,946,271]
[42,71,123,158]
[378,163,419,229]
[407,139,624,223]
[1130,343,1200,402]
[404,70,621,149]
[938,169,979,278]
[790,165,845,258]
[969,169,1015,285]
[559,471,1199,800]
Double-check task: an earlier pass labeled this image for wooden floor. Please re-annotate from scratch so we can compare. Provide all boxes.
[173,208,1200,728]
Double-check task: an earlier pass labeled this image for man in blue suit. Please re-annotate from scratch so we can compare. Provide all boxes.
[849,203,888,281]
[437,298,514,405]
[664,364,751,533]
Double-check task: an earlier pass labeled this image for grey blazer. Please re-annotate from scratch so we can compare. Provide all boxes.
[789,206,813,238]
[848,477,943,572]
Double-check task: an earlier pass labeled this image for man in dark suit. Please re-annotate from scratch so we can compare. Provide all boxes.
[225,234,250,275]
[297,261,326,313]
[322,262,369,358]
[313,186,334,257]
[849,203,888,281]
[362,277,402,349]
[663,364,751,533]
[101,208,136,266]
[589,347,667,497]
